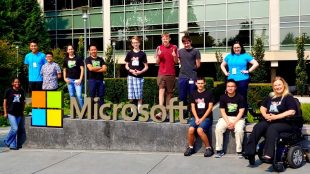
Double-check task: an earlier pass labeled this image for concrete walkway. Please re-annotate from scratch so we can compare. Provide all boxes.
[0,127,309,174]
[0,148,309,174]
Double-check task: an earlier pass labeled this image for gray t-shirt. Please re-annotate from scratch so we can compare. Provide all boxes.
[178,48,201,79]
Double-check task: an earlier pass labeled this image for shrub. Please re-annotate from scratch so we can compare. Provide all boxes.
[248,83,272,109]
[301,103,310,124]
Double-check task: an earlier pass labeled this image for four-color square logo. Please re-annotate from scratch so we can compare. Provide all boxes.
[31,91,63,128]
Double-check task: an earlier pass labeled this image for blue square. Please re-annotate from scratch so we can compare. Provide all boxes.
[32,109,46,126]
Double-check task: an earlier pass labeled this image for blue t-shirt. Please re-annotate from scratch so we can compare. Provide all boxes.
[224,53,253,81]
[24,52,46,82]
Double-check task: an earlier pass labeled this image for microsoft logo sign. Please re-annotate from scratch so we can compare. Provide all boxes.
[31,91,63,128]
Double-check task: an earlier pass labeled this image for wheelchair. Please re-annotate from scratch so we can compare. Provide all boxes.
[248,98,310,172]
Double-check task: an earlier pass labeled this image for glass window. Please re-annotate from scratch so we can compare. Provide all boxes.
[73,0,88,8]
[44,0,56,11]
[188,6,205,22]
[144,35,162,50]
[188,0,205,5]
[111,12,125,27]
[208,31,226,47]
[144,0,162,3]
[163,8,178,23]
[189,32,204,48]
[57,0,71,10]
[280,0,298,17]
[301,0,310,15]
[90,0,102,7]
[111,0,124,6]
[206,0,226,5]
[280,28,299,45]
[251,1,268,18]
[227,2,249,20]
[125,11,144,26]
[206,4,226,21]
[144,9,163,25]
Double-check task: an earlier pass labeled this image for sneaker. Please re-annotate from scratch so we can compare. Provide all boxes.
[155,112,162,120]
[214,151,225,158]
[204,148,214,157]
[184,147,195,156]
[237,152,243,159]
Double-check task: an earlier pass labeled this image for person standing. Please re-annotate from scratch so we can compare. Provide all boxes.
[40,52,62,90]
[214,79,246,158]
[178,32,201,118]
[63,45,84,107]
[125,36,148,116]
[220,41,259,113]
[85,44,107,106]
[184,77,214,157]
[3,78,25,150]
[24,40,46,91]
[155,32,178,119]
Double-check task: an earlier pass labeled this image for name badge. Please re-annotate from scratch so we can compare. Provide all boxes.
[189,80,194,84]
[232,68,237,74]
[132,60,139,66]
[33,62,37,68]
[197,102,205,109]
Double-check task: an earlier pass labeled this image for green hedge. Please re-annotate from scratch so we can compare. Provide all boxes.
[104,77,214,106]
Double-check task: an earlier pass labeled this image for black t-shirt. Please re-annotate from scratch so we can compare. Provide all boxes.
[190,90,214,119]
[63,56,84,79]
[85,56,105,80]
[261,94,298,116]
[124,50,147,78]
[4,88,25,116]
[219,93,245,117]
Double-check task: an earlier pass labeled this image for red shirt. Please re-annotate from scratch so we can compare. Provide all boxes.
[157,44,178,76]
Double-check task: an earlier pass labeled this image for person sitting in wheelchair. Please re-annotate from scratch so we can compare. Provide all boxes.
[244,76,300,165]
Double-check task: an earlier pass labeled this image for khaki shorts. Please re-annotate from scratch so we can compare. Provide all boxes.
[157,75,176,93]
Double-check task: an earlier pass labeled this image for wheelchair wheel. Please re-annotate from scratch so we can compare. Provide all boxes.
[287,146,304,168]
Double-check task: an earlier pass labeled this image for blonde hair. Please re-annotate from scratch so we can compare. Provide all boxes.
[161,32,170,38]
[269,76,290,98]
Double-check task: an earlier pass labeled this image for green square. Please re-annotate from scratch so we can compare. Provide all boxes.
[47,91,63,109]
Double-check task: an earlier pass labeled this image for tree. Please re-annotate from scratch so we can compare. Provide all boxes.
[104,45,121,78]
[295,35,308,95]
[77,36,84,58]
[0,40,16,102]
[251,37,267,82]
[215,50,225,81]
[0,0,50,50]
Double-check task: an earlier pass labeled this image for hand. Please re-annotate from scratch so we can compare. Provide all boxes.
[129,69,137,76]
[64,78,70,83]
[172,49,176,57]
[157,49,161,56]
[225,72,230,76]
[227,122,234,130]
[4,113,8,119]
[266,114,276,122]
[241,70,249,74]
[195,119,201,125]
[135,70,142,75]
[75,79,82,85]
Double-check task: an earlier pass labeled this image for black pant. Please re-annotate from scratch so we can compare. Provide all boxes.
[29,81,43,91]
[245,120,293,158]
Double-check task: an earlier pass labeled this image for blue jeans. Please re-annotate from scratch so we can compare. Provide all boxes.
[178,78,196,105]
[4,114,21,148]
[67,78,84,107]
[88,79,105,106]
[189,117,212,132]
[17,116,26,148]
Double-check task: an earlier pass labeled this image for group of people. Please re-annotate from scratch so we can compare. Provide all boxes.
[2,33,303,167]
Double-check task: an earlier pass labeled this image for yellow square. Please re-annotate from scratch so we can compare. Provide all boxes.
[47,109,62,127]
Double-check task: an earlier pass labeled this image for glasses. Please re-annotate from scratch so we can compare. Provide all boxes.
[233,47,240,49]
[196,83,205,84]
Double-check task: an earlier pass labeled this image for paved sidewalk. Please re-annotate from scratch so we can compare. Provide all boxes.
[0,148,309,174]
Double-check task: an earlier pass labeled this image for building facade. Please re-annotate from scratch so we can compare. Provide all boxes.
[39,0,310,84]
